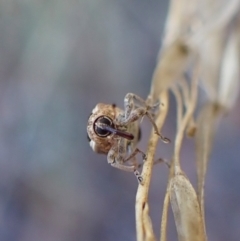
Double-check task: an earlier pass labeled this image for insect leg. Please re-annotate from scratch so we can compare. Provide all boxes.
[121,93,146,121]
[119,93,170,143]
[145,112,170,143]
[110,161,143,184]
[124,93,159,116]
[123,148,146,163]
[107,140,144,184]
[124,93,147,107]
[136,158,171,169]
[119,106,170,143]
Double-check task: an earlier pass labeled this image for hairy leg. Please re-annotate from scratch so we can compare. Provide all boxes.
[107,139,144,184]
[118,93,170,143]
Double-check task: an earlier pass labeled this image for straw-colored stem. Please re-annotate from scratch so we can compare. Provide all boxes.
[136,91,169,241]
[173,63,199,168]
[160,187,170,241]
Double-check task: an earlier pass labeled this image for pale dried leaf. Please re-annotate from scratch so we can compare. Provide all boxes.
[149,40,192,102]
[195,0,239,29]
[163,0,199,45]
[198,30,226,101]
[218,25,240,109]
[188,0,240,102]
[189,0,240,46]
[170,170,206,241]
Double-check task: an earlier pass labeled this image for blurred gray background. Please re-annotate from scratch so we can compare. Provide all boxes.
[0,1,239,241]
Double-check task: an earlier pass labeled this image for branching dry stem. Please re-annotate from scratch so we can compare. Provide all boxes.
[134,0,239,239]
[160,187,170,241]
[135,91,169,241]
[173,62,199,168]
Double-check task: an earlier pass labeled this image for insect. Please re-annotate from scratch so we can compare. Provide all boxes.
[87,93,170,184]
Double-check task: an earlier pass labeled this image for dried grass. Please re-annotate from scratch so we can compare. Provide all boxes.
[135,1,240,240]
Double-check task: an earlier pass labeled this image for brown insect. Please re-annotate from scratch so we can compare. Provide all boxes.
[87,93,169,183]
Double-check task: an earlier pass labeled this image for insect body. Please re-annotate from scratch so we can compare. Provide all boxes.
[87,93,169,184]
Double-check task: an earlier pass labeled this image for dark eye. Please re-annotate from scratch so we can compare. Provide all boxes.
[95,127,110,136]
[94,116,113,137]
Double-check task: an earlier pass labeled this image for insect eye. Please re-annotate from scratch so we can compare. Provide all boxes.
[94,116,113,137]
[95,127,111,137]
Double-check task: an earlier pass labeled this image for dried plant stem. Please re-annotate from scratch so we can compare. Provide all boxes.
[135,91,169,241]
[178,78,190,108]
[168,61,207,241]
[159,62,200,241]
[134,0,239,240]
[171,85,183,132]
[195,103,220,229]
[160,187,170,241]
[173,63,199,168]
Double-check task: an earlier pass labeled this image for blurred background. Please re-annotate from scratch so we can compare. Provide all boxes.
[0,0,239,241]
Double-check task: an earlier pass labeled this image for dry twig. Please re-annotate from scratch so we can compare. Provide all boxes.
[135,1,239,240]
